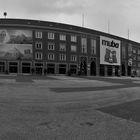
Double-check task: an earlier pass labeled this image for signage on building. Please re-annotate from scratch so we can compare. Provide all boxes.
[100,36,121,65]
[128,58,132,66]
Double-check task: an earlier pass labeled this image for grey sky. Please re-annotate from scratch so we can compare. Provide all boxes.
[1,0,140,42]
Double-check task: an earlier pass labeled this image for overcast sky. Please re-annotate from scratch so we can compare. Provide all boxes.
[1,0,140,42]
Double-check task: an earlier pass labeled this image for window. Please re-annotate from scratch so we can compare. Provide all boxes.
[128,45,132,57]
[60,34,66,41]
[138,49,140,55]
[138,56,140,61]
[91,39,96,55]
[60,54,66,61]
[71,35,77,42]
[48,32,55,39]
[122,46,126,59]
[71,55,77,61]
[24,49,31,55]
[48,53,55,60]
[35,42,42,49]
[35,31,42,38]
[133,55,137,60]
[128,45,132,52]
[71,45,77,52]
[48,43,55,50]
[35,52,42,60]
[133,48,137,54]
[138,62,140,67]
[60,44,66,51]
[81,37,87,53]
[132,61,136,67]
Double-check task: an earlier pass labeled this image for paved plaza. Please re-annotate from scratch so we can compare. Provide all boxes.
[1,75,140,139]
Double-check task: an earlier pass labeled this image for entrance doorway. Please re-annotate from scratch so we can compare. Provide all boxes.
[90,61,96,76]
[9,62,18,73]
[122,64,125,76]
[127,66,131,76]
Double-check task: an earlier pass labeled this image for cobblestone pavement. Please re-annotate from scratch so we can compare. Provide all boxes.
[0,75,140,139]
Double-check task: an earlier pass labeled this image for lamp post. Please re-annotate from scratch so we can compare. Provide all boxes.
[3,12,7,18]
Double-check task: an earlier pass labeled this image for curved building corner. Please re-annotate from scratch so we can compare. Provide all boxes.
[0,18,139,77]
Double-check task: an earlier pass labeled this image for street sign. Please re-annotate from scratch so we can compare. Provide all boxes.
[128,58,132,66]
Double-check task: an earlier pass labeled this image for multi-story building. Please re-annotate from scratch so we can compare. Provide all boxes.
[0,18,140,76]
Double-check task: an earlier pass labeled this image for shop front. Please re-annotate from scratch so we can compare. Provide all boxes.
[8,61,18,73]
[0,61,5,73]
[59,64,67,74]
[34,62,43,75]
[47,63,55,74]
[69,64,77,74]
[22,62,32,74]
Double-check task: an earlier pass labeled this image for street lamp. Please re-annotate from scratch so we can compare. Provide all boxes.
[3,12,7,18]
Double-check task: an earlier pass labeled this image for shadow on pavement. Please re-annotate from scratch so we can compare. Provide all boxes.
[51,76,140,93]
[98,99,140,123]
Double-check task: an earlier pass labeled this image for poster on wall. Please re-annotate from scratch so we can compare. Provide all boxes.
[100,36,121,65]
[0,29,32,60]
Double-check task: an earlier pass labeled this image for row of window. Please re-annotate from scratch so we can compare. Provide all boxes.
[132,61,140,67]
[35,42,77,52]
[35,32,96,54]
[122,45,140,59]
[35,39,96,54]
[35,53,77,61]
[128,45,140,55]
[34,53,140,63]
[36,32,140,58]
[35,31,77,42]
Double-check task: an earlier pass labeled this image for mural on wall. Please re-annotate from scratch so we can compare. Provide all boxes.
[100,36,121,65]
[0,29,32,60]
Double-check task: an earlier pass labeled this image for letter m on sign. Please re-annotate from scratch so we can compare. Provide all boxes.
[102,40,108,46]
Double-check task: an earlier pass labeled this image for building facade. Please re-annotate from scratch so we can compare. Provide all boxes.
[0,18,140,76]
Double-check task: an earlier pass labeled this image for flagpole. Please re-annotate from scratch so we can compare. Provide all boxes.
[128,29,129,40]
[108,19,110,34]
[82,13,84,27]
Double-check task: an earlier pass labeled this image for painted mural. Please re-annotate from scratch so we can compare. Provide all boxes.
[0,29,32,60]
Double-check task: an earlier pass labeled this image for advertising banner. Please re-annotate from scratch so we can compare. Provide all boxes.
[100,36,121,65]
[0,29,32,60]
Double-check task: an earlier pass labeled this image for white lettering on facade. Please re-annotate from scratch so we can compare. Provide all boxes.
[102,40,119,48]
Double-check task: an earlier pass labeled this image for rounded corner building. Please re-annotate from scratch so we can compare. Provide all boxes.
[0,18,139,76]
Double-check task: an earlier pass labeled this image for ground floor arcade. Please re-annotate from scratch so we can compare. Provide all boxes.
[0,60,139,77]
[0,61,77,75]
